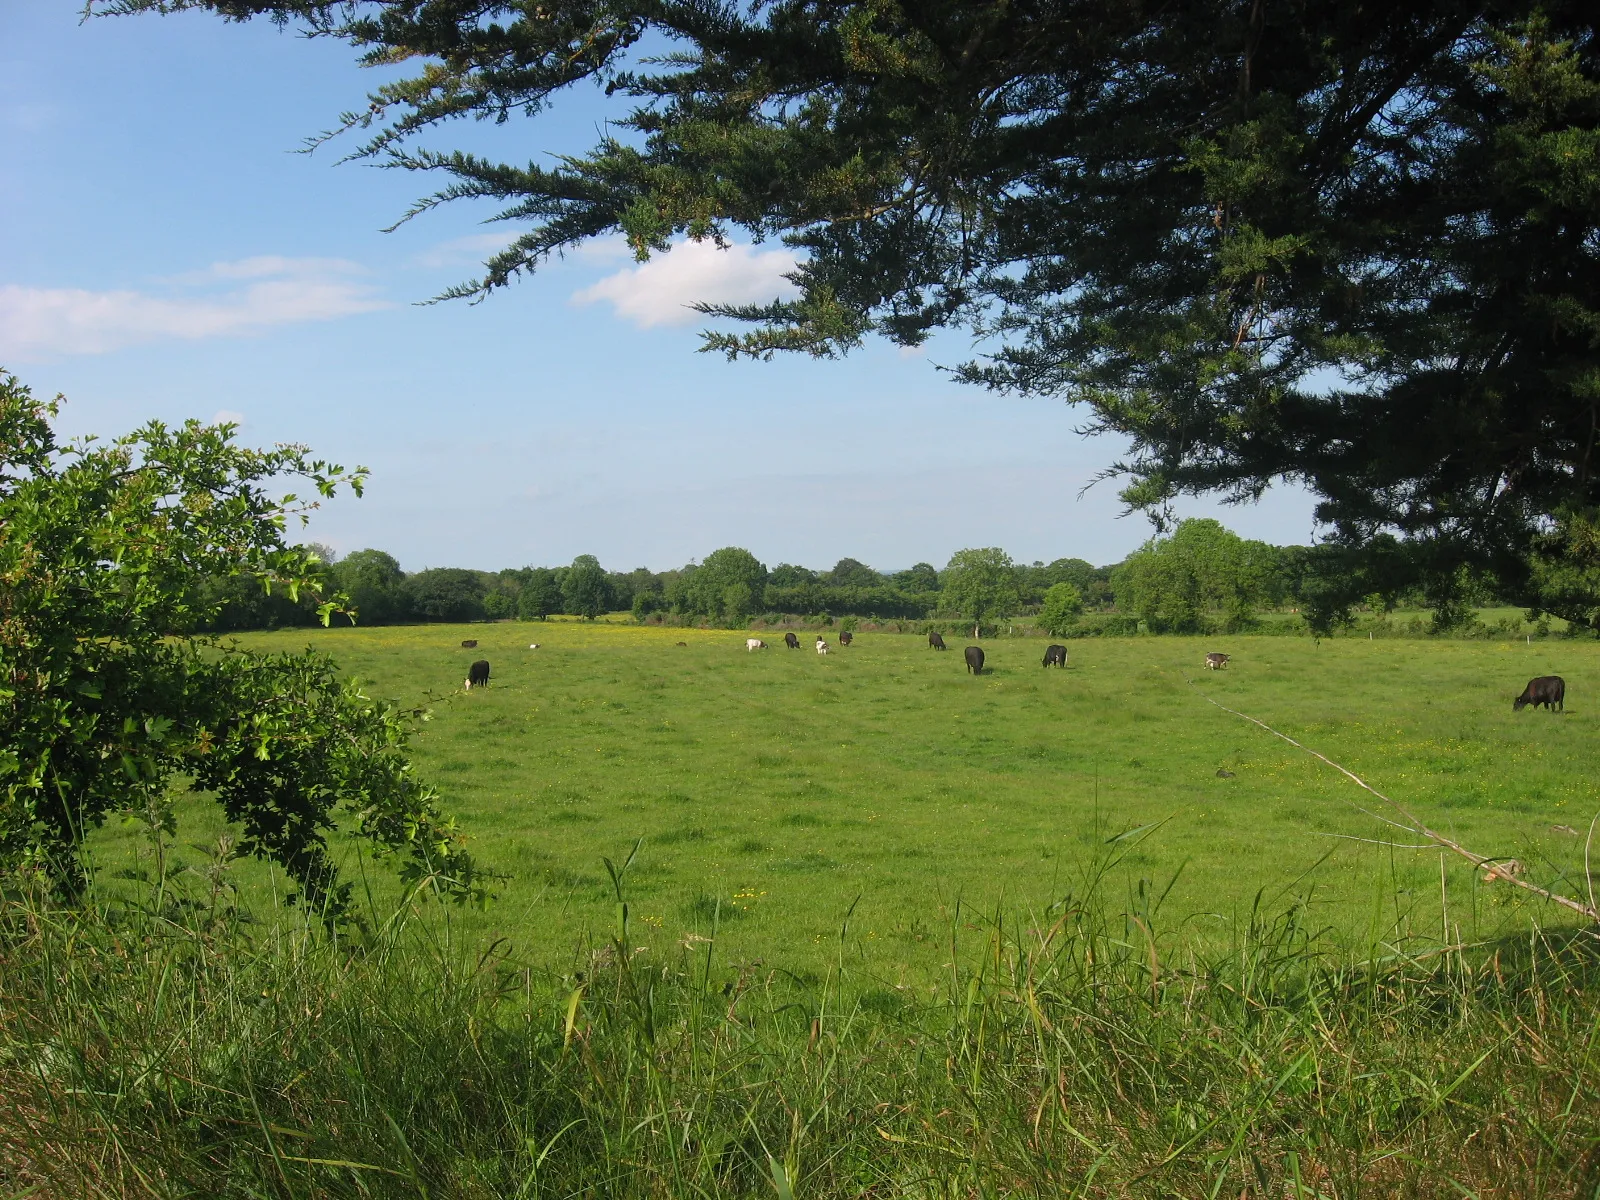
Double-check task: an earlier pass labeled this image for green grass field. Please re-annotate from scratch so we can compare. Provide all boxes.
[95,622,1600,978]
[37,622,1600,1196]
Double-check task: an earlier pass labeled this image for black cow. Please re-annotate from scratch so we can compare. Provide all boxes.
[965,646,985,675]
[1042,644,1067,668]
[784,631,801,649]
[461,639,478,648]
[840,630,853,646]
[466,659,490,689]
[929,631,947,651]
[1514,675,1565,711]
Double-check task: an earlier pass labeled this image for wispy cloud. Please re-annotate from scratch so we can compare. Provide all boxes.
[571,238,798,328]
[410,233,526,271]
[0,257,390,360]
[570,235,632,265]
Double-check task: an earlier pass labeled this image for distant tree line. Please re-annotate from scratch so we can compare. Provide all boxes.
[202,519,1530,636]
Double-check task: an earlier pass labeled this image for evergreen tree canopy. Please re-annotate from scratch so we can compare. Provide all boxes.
[107,0,1600,619]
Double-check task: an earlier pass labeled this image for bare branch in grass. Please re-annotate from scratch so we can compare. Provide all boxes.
[1185,680,1600,925]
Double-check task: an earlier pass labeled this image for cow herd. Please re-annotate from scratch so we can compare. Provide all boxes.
[460,635,1571,712]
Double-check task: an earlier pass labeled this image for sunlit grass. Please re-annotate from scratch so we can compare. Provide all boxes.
[86,621,1600,978]
[16,622,1600,1195]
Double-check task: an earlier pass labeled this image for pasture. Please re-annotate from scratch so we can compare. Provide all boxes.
[103,622,1600,977]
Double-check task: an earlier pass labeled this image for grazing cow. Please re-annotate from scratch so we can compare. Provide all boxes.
[928,631,947,651]
[461,639,478,649]
[840,630,853,646]
[965,646,985,675]
[676,641,688,646]
[816,638,829,655]
[1042,644,1068,668]
[1514,675,1565,711]
[528,643,540,650]
[465,659,490,690]
[1204,652,1230,670]
[784,631,801,649]
[747,638,767,651]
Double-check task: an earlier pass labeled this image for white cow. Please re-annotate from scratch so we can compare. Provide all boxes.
[816,638,829,655]
[746,638,767,651]
[528,643,540,650]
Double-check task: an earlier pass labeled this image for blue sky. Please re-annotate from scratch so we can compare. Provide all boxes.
[1,0,1320,573]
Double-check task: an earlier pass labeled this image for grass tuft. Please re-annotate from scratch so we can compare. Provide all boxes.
[3,863,1598,1198]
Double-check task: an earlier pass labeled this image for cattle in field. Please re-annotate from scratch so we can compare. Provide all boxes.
[528,643,540,649]
[461,639,478,648]
[1514,676,1565,711]
[928,631,947,651]
[965,646,985,675]
[465,660,490,690]
[1204,652,1230,670]
[1042,644,1067,668]
[747,638,767,651]
[676,641,687,646]
[816,638,829,655]
[784,632,801,649]
[839,630,853,646]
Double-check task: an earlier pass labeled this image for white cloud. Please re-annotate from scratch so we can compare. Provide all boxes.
[0,257,390,360]
[211,409,246,427]
[571,238,798,328]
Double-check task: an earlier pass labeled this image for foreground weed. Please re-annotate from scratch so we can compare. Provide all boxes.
[3,847,1598,1198]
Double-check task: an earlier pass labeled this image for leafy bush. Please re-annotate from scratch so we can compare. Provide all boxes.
[0,372,480,914]
[1036,582,1085,637]
[483,589,516,619]
[631,590,665,623]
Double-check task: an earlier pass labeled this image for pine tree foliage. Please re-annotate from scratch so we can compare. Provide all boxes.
[104,0,1600,618]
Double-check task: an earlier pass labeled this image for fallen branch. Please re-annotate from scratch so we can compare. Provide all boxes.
[1186,681,1599,924]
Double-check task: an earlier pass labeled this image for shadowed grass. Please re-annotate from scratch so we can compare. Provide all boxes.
[3,852,1597,1198]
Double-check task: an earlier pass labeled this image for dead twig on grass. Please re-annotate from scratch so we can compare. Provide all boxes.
[1184,680,1599,925]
